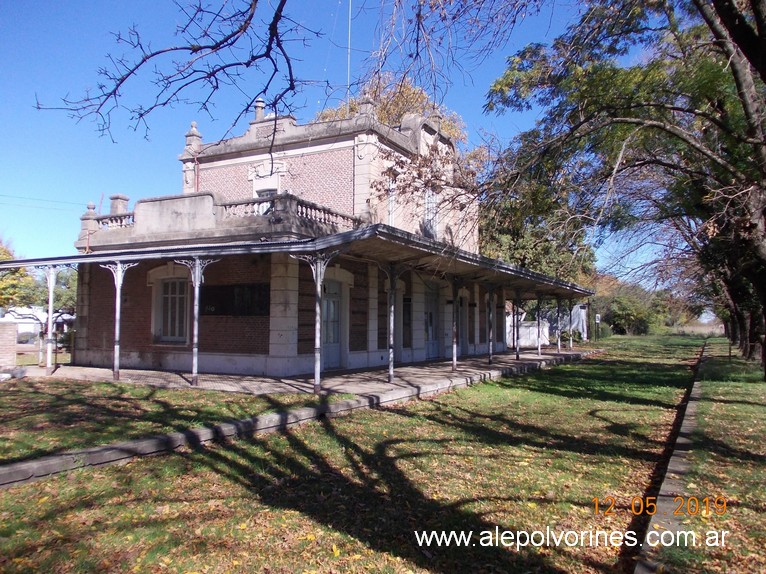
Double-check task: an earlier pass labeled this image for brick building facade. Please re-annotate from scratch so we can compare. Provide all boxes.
[0,102,591,383]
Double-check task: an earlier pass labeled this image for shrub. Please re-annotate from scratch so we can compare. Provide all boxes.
[596,323,612,339]
[16,332,37,344]
[560,330,583,343]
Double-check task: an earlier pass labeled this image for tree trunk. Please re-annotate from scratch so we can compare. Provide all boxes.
[744,265,766,380]
[747,311,761,361]
[738,311,750,358]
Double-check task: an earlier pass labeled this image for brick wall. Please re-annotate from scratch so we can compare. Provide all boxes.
[85,255,273,357]
[198,147,356,215]
[0,323,15,367]
[199,163,251,202]
[468,287,476,346]
[199,255,271,354]
[297,263,315,355]
[345,260,369,352]
[402,272,412,349]
[289,149,354,215]
[199,316,269,354]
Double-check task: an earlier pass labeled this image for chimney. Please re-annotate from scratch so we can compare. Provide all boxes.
[109,195,130,215]
[254,98,266,122]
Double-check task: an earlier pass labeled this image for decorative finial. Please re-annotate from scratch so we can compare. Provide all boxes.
[185,121,202,153]
[186,121,201,137]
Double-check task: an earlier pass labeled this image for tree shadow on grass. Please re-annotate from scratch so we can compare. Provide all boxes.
[181,394,576,572]
[2,349,700,573]
[1,375,682,574]
[695,395,766,408]
[498,358,691,409]
[1,389,606,573]
[691,429,766,465]
[0,380,318,465]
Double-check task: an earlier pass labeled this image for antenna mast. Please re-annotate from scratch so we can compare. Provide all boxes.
[347,0,352,113]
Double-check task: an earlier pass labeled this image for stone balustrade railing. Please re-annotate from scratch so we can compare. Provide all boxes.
[295,200,360,230]
[83,194,362,242]
[220,197,274,218]
[95,213,135,229]
[220,194,362,231]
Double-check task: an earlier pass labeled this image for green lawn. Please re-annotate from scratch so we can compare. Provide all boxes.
[653,339,766,573]
[15,350,71,366]
[0,335,709,573]
[0,379,347,464]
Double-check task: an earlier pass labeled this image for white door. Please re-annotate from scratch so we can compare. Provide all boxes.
[322,280,341,369]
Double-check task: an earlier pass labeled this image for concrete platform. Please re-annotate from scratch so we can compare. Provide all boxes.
[22,349,589,398]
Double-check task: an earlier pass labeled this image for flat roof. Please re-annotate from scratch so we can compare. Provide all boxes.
[0,224,593,300]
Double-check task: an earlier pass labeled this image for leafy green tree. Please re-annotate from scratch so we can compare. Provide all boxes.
[316,74,467,145]
[0,240,38,308]
[589,274,704,336]
[0,242,77,314]
[485,0,766,374]
[478,144,596,282]
[603,296,650,336]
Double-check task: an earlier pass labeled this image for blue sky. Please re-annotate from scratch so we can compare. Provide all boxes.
[0,1,575,260]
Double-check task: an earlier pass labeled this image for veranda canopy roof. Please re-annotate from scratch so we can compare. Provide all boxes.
[0,224,593,300]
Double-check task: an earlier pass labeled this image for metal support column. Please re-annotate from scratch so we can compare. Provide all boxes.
[451,279,459,372]
[389,268,396,384]
[556,298,562,353]
[44,265,57,375]
[487,286,495,365]
[101,261,138,381]
[294,251,338,394]
[511,295,517,355]
[380,264,402,385]
[536,295,542,357]
[176,258,218,386]
[568,298,574,350]
[515,291,522,360]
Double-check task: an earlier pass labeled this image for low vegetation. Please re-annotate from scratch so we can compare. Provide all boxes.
[653,339,766,573]
[2,335,760,572]
[0,380,340,464]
